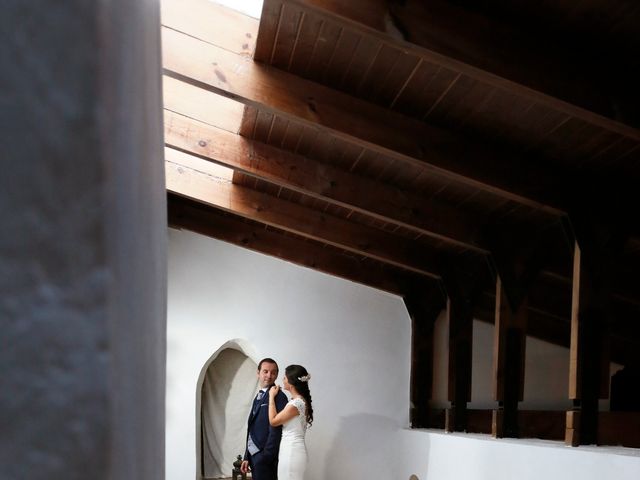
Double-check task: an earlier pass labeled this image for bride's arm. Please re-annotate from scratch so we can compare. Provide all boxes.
[268,386,297,426]
[269,402,297,426]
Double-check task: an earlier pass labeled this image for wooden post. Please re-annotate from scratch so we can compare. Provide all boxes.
[492,276,527,438]
[445,296,473,432]
[566,241,610,446]
[405,283,446,428]
[439,256,487,433]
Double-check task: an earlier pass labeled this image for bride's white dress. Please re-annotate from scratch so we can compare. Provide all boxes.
[278,397,308,480]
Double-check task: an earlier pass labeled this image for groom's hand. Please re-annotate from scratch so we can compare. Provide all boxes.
[240,460,250,474]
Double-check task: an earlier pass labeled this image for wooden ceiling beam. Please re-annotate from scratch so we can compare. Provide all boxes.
[164,109,488,253]
[162,0,258,57]
[281,0,640,137]
[163,75,245,134]
[168,193,429,296]
[163,76,486,252]
[162,25,566,213]
[166,148,441,278]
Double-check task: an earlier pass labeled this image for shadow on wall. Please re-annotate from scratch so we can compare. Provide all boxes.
[196,342,258,479]
[321,414,419,479]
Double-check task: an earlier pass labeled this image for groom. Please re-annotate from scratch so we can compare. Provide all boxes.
[241,358,288,480]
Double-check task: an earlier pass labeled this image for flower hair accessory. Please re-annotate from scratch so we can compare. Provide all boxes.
[297,374,311,382]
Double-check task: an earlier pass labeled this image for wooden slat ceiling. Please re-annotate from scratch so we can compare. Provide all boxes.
[162,0,639,359]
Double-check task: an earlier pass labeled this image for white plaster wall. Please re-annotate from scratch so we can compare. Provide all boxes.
[398,429,640,480]
[468,320,572,410]
[166,228,411,480]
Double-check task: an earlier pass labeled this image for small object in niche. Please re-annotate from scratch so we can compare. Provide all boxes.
[232,454,247,480]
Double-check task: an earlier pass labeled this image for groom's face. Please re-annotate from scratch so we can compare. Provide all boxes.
[257,361,278,389]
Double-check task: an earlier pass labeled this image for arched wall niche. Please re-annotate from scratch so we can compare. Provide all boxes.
[195,339,259,479]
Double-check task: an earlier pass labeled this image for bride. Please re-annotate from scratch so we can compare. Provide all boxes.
[268,365,314,480]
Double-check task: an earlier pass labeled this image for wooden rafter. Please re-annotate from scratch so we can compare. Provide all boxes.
[164,108,487,252]
[166,148,442,278]
[162,25,568,213]
[168,193,429,296]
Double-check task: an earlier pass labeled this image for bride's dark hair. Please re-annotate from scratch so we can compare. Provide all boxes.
[285,364,314,427]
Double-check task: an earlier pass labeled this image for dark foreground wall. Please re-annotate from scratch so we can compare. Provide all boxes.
[0,1,166,479]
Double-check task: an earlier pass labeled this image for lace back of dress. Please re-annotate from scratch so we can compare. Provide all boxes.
[293,397,307,430]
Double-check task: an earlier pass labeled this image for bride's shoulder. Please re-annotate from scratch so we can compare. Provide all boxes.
[290,396,306,413]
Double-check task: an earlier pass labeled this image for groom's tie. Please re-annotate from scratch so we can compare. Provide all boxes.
[253,390,265,415]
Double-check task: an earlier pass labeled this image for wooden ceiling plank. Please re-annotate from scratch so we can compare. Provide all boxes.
[376,52,422,108]
[393,60,444,117]
[238,105,259,138]
[545,120,599,160]
[348,149,381,179]
[455,84,499,135]
[161,0,258,56]
[281,0,640,140]
[162,25,566,213]
[293,125,318,157]
[570,128,616,164]
[388,162,424,187]
[253,110,276,144]
[427,75,479,129]
[599,139,640,177]
[305,128,333,164]
[168,194,423,295]
[520,113,572,156]
[389,57,424,110]
[302,17,343,81]
[322,28,361,87]
[374,156,397,183]
[253,0,283,63]
[287,10,324,73]
[279,119,305,152]
[356,43,401,101]
[163,75,244,134]
[164,110,487,252]
[487,95,538,148]
[339,34,381,94]
[269,3,303,70]
[511,103,568,154]
[335,142,364,174]
[166,153,441,278]
[266,115,290,147]
[423,72,462,121]
[587,135,627,164]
